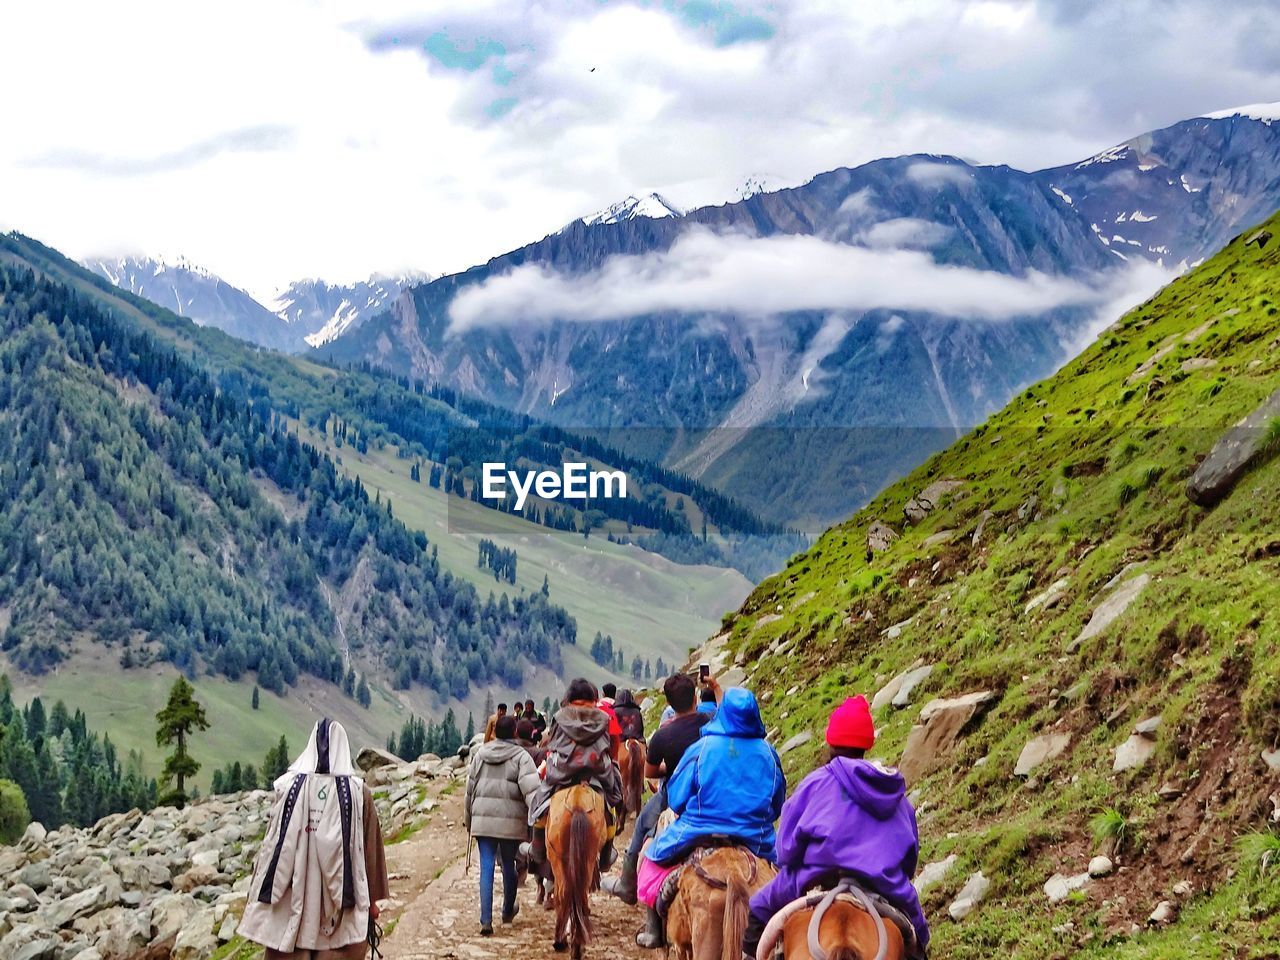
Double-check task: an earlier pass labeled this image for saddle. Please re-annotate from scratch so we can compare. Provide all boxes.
[756,874,919,960]
[656,842,759,917]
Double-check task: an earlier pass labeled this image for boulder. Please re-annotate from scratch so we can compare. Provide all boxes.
[171,905,218,960]
[904,480,964,524]
[1015,732,1072,777]
[867,521,899,554]
[1114,734,1157,772]
[172,865,220,893]
[913,855,957,894]
[1044,872,1090,904]
[778,731,812,756]
[1025,577,1070,615]
[81,905,151,957]
[355,747,403,772]
[1186,387,1280,506]
[150,893,202,944]
[1068,573,1150,652]
[872,664,934,710]
[899,691,996,784]
[1088,856,1114,878]
[33,884,110,930]
[1148,900,1176,925]
[947,871,989,921]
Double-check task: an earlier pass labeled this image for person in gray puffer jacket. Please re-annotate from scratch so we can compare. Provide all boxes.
[465,714,542,935]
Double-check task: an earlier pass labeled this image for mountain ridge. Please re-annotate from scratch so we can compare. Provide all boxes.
[322,107,1280,529]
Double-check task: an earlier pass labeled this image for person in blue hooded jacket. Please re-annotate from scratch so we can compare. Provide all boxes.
[644,686,786,866]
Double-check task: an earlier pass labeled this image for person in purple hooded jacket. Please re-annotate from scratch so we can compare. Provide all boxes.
[742,695,929,958]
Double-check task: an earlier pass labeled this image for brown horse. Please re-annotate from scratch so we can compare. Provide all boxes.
[545,783,607,958]
[775,896,907,960]
[618,738,646,831]
[665,847,778,960]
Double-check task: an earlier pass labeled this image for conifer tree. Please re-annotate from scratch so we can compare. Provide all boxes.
[251,685,260,710]
[155,676,209,809]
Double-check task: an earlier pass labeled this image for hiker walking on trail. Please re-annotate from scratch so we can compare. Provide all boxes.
[484,703,508,743]
[524,678,624,870]
[239,719,389,960]
[742,695,929,959]
[465,714,542,936]
[521,698,547,737]
[516,718,546,766]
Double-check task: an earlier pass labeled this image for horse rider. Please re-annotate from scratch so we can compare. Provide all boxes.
[523,678,624,871]
[742,696,930,959]
[601,671,716,940]
[613,688,646,743]
[635,686,786,949]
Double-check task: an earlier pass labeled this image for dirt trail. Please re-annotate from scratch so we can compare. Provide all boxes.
[380,784,652,960]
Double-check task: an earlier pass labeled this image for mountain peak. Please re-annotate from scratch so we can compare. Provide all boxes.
[576,192,684,228]
[1201,100,1280,124]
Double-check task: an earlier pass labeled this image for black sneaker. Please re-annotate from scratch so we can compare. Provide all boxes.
[480,924,494,936]
[502,901,520,924]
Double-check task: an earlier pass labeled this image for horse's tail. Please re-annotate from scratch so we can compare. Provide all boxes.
[722,867,752,960]
[624,740,645,814]
[565,808,595,945]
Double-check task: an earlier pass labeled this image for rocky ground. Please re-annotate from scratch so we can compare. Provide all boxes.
[0,746,655,960]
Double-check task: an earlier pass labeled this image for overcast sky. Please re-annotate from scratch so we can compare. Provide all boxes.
[1,0,1276,300]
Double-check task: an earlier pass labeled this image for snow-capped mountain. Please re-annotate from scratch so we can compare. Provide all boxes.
[85,254,297,351]
[325,104,1280,529]
[270,273,431,348]
[85,255,429,352]
[575,193,684,228]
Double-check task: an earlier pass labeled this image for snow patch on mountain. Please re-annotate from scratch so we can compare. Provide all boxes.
[1202,101,1280,124]
[577,193,684,228]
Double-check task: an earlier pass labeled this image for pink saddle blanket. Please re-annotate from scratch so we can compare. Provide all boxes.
[637,856,679,908]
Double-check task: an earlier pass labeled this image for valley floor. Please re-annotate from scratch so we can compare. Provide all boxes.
[381,786,651,960]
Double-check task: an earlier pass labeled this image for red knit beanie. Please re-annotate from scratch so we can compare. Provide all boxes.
[826,695,875,750]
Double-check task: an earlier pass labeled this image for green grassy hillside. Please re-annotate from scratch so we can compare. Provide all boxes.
[705,216,1280,957]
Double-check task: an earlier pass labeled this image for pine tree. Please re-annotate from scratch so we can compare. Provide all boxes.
[251,685,260,710]
[262,735,290,782]
[541,574,550,597]
[464,713,476,742]
[154,676,210,809]
[356,675,371,709]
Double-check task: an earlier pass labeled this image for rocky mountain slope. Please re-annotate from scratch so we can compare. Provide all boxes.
[84,256,425,352]
[83,255,297,352]
[268,274,429,348]
[688,214,1280,956]
[0,749,463,960]
[325,106,1280,530]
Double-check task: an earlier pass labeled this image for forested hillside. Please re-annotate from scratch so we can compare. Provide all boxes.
[0,262,575,699]
[697,216,1280,955]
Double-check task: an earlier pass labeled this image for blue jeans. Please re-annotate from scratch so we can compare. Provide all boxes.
[476,836,521,925]
[627,784,667,858]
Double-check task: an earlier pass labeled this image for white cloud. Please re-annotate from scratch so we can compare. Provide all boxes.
[448,228,1135,332]
[0,0,1275,296]
[904,162,974,187]
[858,217,953,249]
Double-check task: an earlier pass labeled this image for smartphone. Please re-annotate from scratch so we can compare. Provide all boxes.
[699,663,710,681]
